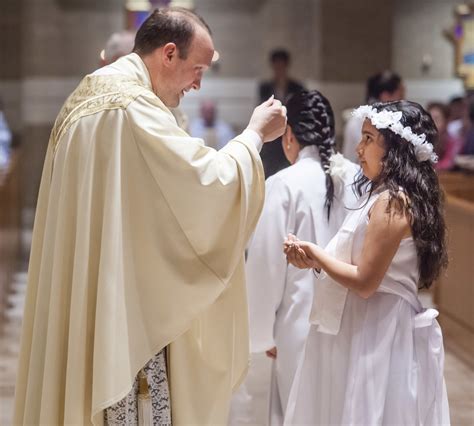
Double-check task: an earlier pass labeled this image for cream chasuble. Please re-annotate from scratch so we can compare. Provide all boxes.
[13,53,265,425]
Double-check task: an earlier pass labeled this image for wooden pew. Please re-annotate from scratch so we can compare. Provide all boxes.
[0,149,21,315]
[436,172,474,367]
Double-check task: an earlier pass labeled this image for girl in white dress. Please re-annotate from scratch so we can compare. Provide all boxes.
[232,90,358,424]
[284,100,450,425]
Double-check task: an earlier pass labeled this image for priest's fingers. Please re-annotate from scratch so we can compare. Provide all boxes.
[261,100,287,142]
[263,94,274,105]
[248,97,285,142]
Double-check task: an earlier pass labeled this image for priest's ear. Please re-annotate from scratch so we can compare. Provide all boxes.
[162,42,178,67]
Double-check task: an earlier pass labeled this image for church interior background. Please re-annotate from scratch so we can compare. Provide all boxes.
[1,0,473,424]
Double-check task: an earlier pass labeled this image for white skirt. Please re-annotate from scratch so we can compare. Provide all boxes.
[285,292,450,425]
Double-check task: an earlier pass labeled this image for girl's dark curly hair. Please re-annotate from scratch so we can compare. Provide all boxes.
[286,90,336,219]
[354,100,448,288]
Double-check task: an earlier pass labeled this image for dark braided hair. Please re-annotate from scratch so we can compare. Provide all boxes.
[353,100,448,289]
[286,90,336,219]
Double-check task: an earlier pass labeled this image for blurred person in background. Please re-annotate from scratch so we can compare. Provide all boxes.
[259,49,305,178]
[0,97,12,169]
[447,96,468,141]
[461,96,474,155]
[259,49,305,105]
[101,30,136,66]
[189,100,235,150]
[428,102,464,171]
[343,71,405,163]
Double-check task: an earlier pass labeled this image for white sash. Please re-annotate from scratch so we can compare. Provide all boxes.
[309,192,380,334]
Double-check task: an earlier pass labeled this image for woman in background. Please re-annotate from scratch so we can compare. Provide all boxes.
[427,101,464,171]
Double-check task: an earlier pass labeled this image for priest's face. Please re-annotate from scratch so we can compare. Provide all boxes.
[163,26,215,107]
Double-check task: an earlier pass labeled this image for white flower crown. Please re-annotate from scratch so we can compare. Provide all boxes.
[353,105,438,163]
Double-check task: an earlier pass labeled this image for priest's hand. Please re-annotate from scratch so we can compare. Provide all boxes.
[265,347,277,359]
[284,234,321,270]
[247,95,287,143]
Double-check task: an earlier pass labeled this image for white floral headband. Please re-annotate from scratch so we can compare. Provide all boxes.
[353,105,438,163]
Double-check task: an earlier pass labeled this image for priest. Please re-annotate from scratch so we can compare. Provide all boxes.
[13,7,286,425]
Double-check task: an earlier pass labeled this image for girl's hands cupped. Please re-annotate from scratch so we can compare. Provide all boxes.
[283,234,321,270]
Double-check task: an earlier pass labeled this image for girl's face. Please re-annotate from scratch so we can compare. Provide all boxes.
[357,119,387,181]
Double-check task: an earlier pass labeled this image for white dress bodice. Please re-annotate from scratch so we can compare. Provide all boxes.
[351,195,421,310]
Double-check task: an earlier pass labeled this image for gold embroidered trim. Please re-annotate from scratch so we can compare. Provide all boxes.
[50,75,150,154]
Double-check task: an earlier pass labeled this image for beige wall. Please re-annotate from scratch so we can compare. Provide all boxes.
[195,0,394,83]
[320,0,393,82]
[0,0,23,80]
[195,0,319,81]
[22,0,123,78]
[392,0,460,80]
[195,7,261,78]
[1,0,23,135]
[258,0,321,81]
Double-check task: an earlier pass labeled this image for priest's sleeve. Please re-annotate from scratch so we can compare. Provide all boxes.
[126,94,265,282]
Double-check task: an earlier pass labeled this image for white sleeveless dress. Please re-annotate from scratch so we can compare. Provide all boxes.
[284,191,450,425]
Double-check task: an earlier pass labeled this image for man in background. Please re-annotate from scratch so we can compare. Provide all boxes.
[258,49,304,177]
[189,100,235,150]
[343,70,405,163]
[101,30,136,66]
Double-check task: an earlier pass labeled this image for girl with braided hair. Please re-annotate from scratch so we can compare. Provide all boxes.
[232,90,358,424]
[284,101,450,425]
